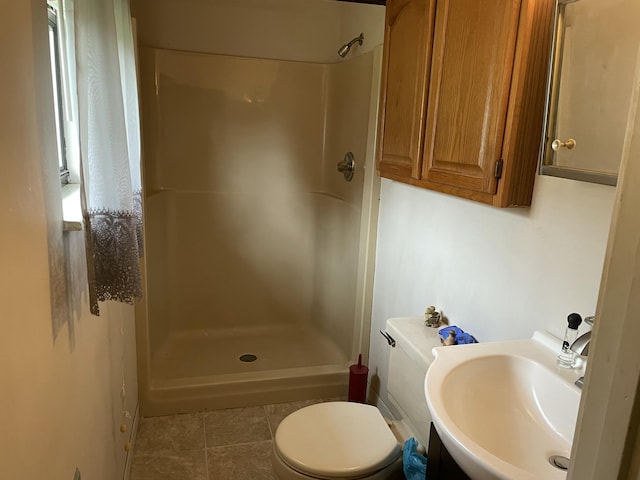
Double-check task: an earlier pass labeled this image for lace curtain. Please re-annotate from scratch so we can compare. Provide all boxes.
[68,0,143,315]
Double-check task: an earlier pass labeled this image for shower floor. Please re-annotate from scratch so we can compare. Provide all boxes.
[151,323,350,382]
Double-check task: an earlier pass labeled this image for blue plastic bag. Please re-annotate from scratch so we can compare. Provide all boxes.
[402,437,427,480]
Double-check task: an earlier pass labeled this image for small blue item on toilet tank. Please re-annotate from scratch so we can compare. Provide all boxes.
[403,437,427,480]
[438,326,478,345]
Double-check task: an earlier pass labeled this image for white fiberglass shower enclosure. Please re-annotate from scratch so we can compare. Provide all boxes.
[133,0,384,415]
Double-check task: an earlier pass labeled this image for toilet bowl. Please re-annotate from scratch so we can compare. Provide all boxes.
[271,317,441,480]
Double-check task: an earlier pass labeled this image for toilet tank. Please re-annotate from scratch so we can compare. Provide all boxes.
[385,317,442,448]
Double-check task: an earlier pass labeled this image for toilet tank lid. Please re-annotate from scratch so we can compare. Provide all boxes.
[274,402,401,478]
[386,316,442,365]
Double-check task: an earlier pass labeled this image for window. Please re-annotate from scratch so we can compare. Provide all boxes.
[47,4,69,185]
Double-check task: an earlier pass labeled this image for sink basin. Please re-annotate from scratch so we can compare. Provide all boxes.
[424,331,583,480]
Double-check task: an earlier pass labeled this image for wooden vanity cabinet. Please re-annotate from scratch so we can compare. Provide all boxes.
[426,423,471,480]
[377,0,554,207]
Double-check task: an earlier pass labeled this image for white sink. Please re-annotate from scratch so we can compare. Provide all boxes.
[424,332,584,480]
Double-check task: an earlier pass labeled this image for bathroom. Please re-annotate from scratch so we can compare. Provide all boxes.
[2,0,640,479]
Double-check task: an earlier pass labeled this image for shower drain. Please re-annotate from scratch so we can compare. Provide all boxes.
[239,354,258,363]
[549,455,570,470]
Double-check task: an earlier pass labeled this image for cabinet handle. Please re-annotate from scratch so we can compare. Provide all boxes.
[551,138,576,151]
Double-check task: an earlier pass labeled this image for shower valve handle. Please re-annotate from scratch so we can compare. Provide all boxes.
[337,152,355,182]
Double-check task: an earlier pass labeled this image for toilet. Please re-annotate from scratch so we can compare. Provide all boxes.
[272,317,442,479]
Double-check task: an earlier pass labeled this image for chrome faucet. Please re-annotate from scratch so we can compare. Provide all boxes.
[571,316,595,389]
[570,315,595,356]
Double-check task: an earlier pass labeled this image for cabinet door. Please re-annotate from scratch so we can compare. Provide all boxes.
[426,423,471,480]
[421,0,522,194]
[377,0,436,179]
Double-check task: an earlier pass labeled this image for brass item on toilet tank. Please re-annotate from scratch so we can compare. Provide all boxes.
[424,306,442,328]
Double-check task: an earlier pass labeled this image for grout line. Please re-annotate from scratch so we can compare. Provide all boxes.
[264,405,274,440]
[208,439,274,449]
[203,410,210,480]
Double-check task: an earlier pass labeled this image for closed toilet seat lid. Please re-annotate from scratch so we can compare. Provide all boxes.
[274,402,401,479]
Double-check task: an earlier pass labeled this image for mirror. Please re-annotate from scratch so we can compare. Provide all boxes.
[541,0,640,186]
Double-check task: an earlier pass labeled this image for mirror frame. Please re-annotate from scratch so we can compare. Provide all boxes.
[539,0,618,187]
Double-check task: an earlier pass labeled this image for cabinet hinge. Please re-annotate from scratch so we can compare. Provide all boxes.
[494,159,504,179]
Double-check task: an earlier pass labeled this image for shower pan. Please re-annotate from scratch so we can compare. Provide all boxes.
[135,35,383,415]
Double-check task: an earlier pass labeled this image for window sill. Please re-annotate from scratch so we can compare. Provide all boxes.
[62,183,83,231]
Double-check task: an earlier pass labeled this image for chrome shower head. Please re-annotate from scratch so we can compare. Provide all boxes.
[338,33,364,58]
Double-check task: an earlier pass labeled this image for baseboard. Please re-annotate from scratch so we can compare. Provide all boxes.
[367,383,394,419]
[123,404,140,480]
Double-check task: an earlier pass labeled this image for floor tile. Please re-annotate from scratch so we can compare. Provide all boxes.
[264,399,321,434]
[135,412,204,455]
[130,450,207,480]
[205,406,271,447]
[208,440,275,480]
[264,397,346,433]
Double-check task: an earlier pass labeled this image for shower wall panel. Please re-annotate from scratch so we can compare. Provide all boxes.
[143,190,175,356]
[311,52,376,357]
[142,48,327,336]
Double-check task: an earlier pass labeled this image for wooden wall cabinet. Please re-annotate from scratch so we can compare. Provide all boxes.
[377,0,554,207]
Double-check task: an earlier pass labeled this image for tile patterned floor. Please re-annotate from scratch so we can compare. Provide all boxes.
[131,399,340,480]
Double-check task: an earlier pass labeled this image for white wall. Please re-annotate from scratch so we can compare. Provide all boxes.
[336,1,385,62]
[369,174,616,412]
[133,0,383,63]
[0,2,138,479]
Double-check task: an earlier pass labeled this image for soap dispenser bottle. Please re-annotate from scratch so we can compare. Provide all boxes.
[557,313,582,368]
